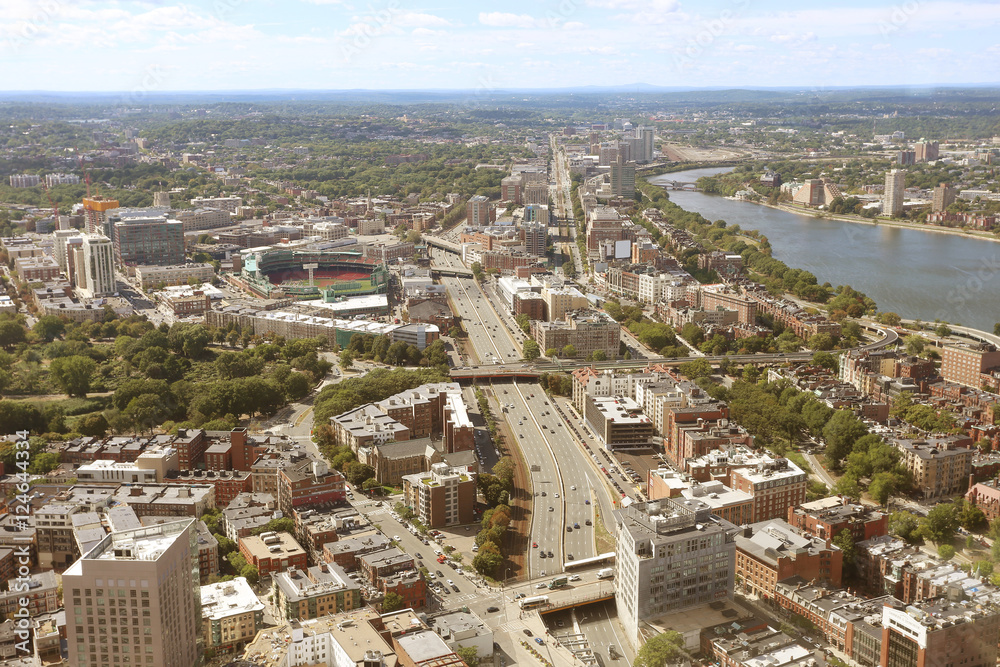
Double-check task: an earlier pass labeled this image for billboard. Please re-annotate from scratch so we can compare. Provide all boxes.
[614,239,631,260]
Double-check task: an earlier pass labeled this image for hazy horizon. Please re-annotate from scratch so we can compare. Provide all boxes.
[2,0,997,93]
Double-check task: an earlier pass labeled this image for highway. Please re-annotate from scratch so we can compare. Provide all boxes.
[507,382,603,575]
[440,274,514,363]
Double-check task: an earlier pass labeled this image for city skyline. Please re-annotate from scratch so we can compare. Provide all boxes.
[2,0,998,92]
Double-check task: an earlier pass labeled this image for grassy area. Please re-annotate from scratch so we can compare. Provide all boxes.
[593,492,615,554]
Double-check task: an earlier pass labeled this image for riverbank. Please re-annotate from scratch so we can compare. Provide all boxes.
[741,198,1000,245]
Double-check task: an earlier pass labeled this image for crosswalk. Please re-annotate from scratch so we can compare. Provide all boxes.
[498,620,529,633]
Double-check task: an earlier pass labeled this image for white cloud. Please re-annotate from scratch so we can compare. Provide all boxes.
[398,12,451,28]
[478,12,543,28]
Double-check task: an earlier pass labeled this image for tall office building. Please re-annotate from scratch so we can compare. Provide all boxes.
[637,126,655,162]
[521,222,547,257]
[610,160,636,198]
[932,183,956,212]
[83,196,120,235]
[64,519,201,667]
[466,195,494,226]
[914,140,939,162]
[112,214,185,267]
[78,234,116,298]
[883,169,905,217]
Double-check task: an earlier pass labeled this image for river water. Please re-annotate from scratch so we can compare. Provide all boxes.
[647,168,1000,332]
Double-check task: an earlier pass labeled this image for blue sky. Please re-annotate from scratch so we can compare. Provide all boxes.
[2,0,998,91]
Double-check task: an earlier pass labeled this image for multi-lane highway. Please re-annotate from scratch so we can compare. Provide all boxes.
[506,382,603,577]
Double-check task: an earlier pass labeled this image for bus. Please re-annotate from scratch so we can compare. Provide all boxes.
[548,576,569,589]
[519,595,550,610]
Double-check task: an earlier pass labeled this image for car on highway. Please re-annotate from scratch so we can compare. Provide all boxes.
[569,574,581,582]
[549,506,554,512]
[487,606,499,613]
[566,526,572,532]
[585,519,592,525]
[415,553,423,559]
[536,583,548,589]
[532,542,538,548]
[574,523,580,529]
[446,579,454,586]
[547,551,553,558]
[515,593,527,600]
[570,485,576,490]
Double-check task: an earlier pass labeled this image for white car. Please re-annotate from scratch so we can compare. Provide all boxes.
[536,583,548,589]
[447,579,455,586]
[393,535,401,542]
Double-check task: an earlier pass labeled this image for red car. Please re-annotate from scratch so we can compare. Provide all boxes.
[532,542,538,548]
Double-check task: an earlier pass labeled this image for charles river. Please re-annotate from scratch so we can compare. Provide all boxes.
[648,167,1000,333]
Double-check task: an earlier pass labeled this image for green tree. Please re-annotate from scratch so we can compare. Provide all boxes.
[921,503,959,544]
[634,630,685,667]
[679,358,713,380]
[889,511,920,544]
[33,315,65,342]
[339,350,354,369]
[868,471,899,506]
[471,542,503,577]
[823,410,869,469]
[877,312,902,326]
[76,413,108,437]
[28,452,60,475]
[561,344,577,358]
[343,461,375,486]
[522,340,540,361]
[938,544,956,560]
[904,335,925,356]
[382,591,404,613]
[833,529,857,574]
[49,355,97,397]
[456,645,479,667]
[958,500,988,531]
[812,351,838,372]
[122,394,168,433]
[0,321,26,350]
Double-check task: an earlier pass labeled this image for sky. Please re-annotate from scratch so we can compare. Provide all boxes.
[2,0,999,92]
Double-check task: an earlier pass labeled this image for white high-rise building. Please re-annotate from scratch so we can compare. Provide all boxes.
[79,234,116,298]
[53,229,83,275]
[883,169,905,217]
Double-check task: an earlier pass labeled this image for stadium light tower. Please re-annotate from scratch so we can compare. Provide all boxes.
[303,263,319,287]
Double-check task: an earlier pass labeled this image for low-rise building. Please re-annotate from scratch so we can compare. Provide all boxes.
[242,609,398,667]
[273,563,361,621]
[584,395,655,450]
[735,520,843,599]
[787,496,888,542]
[532,308,621,360]
[135,263,216,290]
[239,531,308,576]
[729,458,808,523]
[201,577,265,654]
